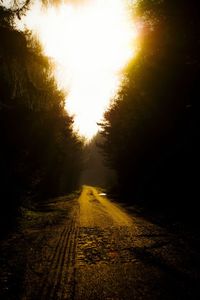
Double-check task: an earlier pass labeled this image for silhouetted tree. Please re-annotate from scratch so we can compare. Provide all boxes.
[99,1,199,222]
[0,2,83,233]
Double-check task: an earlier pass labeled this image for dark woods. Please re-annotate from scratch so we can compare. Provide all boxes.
[0,2,83,235]
[100,1,199,225]
[1,0,199,235]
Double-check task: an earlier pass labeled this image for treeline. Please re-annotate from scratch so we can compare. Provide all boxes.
[0,3,83,231]
[80,133,116,187]
[100,1,199,222]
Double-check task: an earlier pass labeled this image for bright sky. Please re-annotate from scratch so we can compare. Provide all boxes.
[19,0,139,139]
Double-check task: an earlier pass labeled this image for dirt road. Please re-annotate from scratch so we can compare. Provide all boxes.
[74,186,200,299]
[1,185,199,300]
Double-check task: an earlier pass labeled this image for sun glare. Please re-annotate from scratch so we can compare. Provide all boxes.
[21,0,139,139]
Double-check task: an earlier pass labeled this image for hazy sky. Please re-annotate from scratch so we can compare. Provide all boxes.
[18,0,139,139]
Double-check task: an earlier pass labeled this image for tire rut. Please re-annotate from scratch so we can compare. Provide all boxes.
[37,206,79,300]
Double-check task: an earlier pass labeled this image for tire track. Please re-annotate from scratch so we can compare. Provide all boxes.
[37,206,79,300]
[60,220,79,300]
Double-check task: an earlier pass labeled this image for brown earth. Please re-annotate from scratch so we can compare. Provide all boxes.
[0,186,200,299]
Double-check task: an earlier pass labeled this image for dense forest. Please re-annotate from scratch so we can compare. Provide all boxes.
[0,1,83,234]
[100,1,199,223]
[1,0,199,234]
